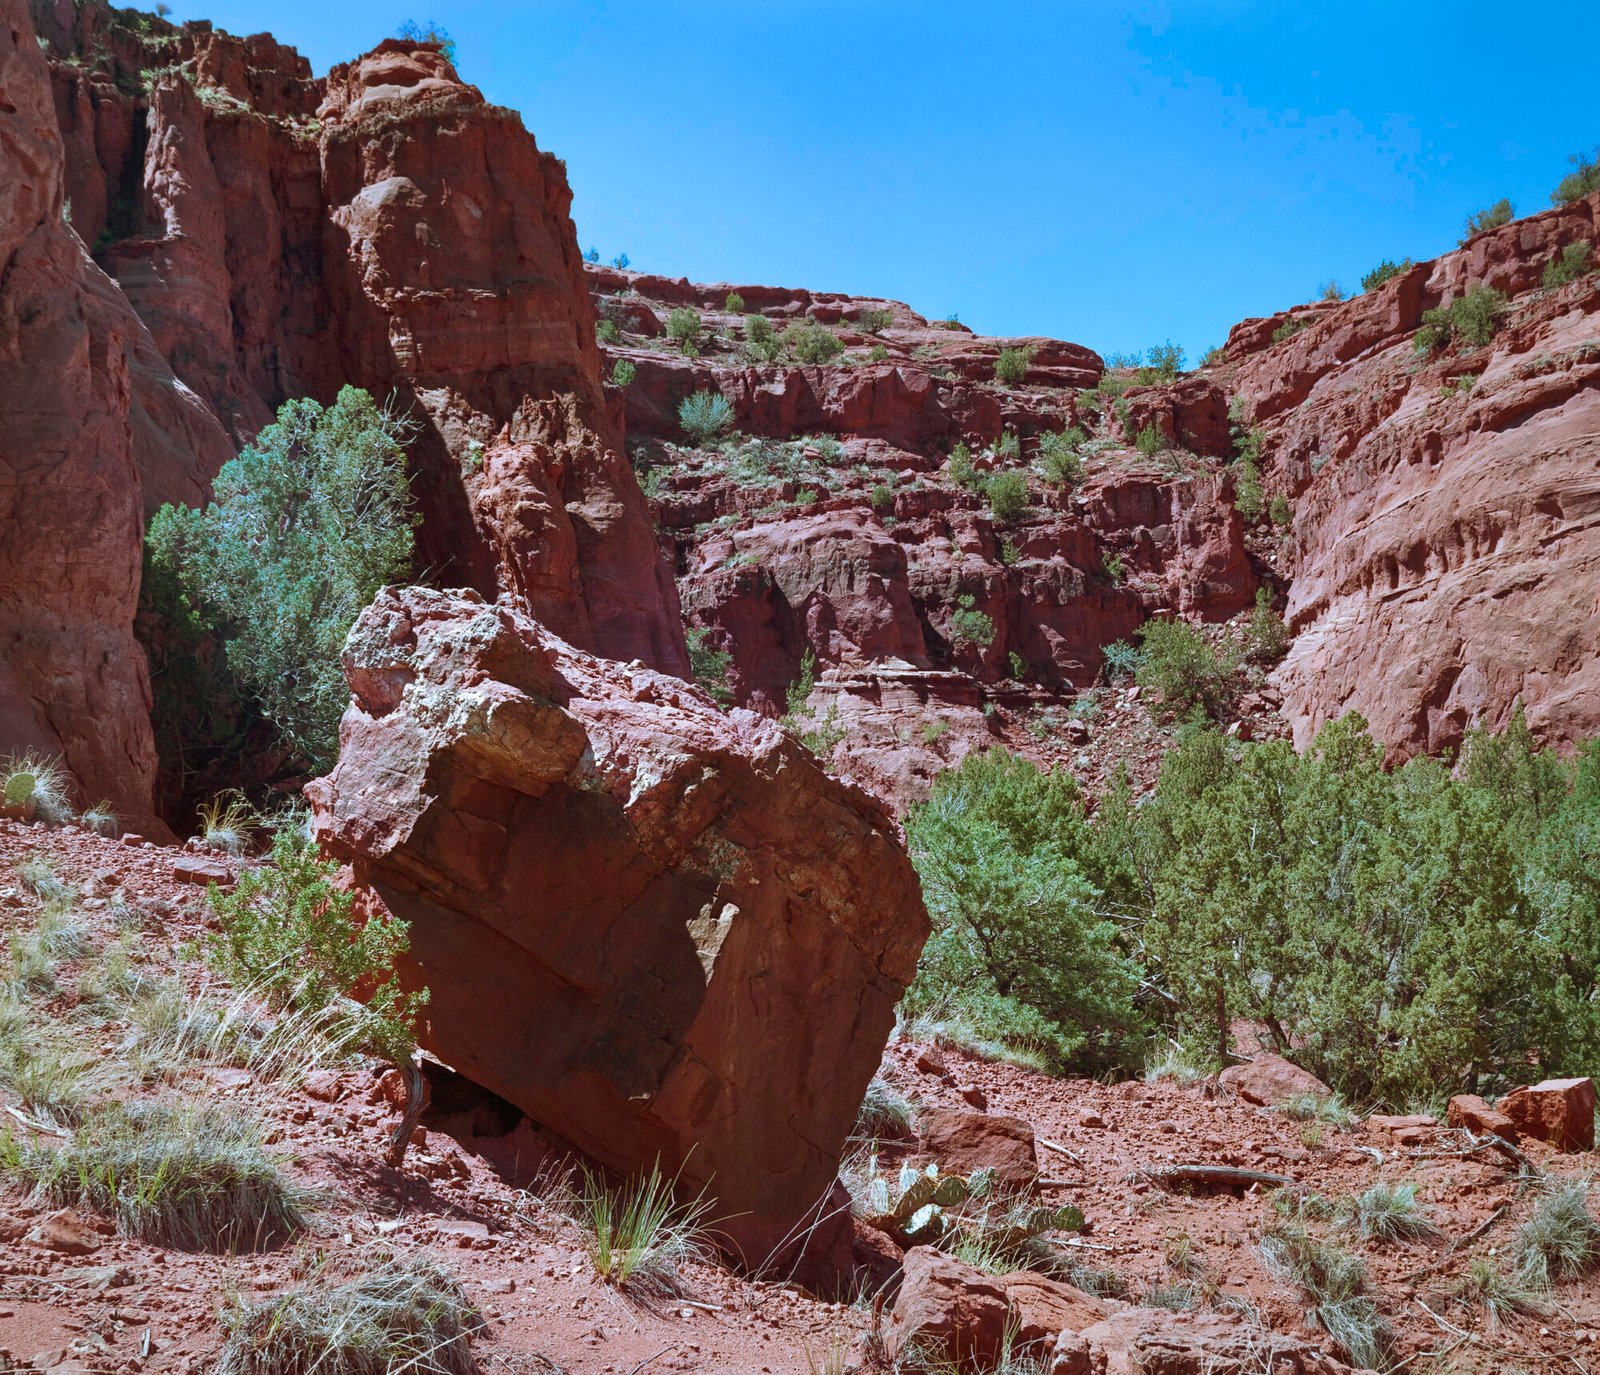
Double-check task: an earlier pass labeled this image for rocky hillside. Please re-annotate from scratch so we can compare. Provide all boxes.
[589,193,1599,800]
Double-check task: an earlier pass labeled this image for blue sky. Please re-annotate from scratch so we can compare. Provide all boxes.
[181,1,1598,359]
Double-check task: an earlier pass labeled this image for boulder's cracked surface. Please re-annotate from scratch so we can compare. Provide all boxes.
[307,585,929,1259]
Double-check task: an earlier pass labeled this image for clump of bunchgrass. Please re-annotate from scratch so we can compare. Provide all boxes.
[216,1256,482,1375]
[574,1160,713,1300]
[79,802,119,837]
[1,753,75,824]
[1144,1042,1210,1086]
[12,1100,309,1249]
[1455,1255,1547,1329]
[1278,1092,1358,1128]
[16,854,72,903]
[1258,1222,1389,1370]
[852,1073,915,1142]
[1513,1179,1600,1289]
[1338,1180,1440,1243]
[196,791,258,856]
[0,1005,94,1127]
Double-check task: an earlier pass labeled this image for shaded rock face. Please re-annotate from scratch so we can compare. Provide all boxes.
[7,4,685,825]
[306,586,928,1261]
[0,0,229,836]
[1225,192,1600,759]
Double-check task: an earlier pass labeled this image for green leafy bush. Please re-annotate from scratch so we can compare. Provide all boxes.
[947,442,981,491]
[610,358,636,387]
[870,483,895,512]
[1134,619,1235,718]
[1415,285,1507,354]
[1318,280,1345,303]
[1245,587,1290,663]
[724,291,745,313]
[145,387,414,772]
[1134,424,1163,457]
[685,626,732,706]
[209,828,427,1162]
[665,307,700,349]
[677,390,734,443]
[785,320,844,364]
[1551,149,1600,207]
[903,750,1145,1072]
[994,347,1034,385]
[1101,639,1144,683]
[396,19,456,63]
[596,318,622,344]
[986,471,1028,522]
[1037,428,1086,486]
[1146,341,1184,382]
[1460,198,1514,244]
[1361,258,1414,292]
[857,306,894,335]
[1272,316,1308,344]
[1544,240,1594,289]
[949,595,995,649]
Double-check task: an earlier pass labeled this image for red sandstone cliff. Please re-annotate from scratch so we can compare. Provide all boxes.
[3,0,686,827]
[1218,194,1600,758]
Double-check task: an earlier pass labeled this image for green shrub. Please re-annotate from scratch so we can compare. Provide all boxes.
[1245,587,1290,663]
[867,343,889,362]
[595,318,622,344]
[869,483,895,512]
[857,306,894,335]
[1199,344,1226,366]
[1272,316,1308,344]
[1361,258,1414,292]
[11,1101,307,1249]
[1267,492,1292,526]
[1543,240,1594,288]
[1146,341,1184,382]
[1415,285,1507,354]
[1101,639,1144,682]
[994,347,1034,385]
[949,595,995,649]
[993,431,1022,462]
[1037,428,1086,486]
[1102,551,1125,585]
[209,828,426,1163]
[1460,197,1514,244]
[724,291,745,313]
[611,358,636,387]
[666,307,700,349]
[145,387,414,773]
[986,471,1028,522]
[1318,280,1344,303]
[1134,424,1163,458]
[903,750,1145,1072]
[947,442,981,491]
[744,313,775,345]
[685,626,733,706]
[217,1258,481,1375]
[785,320,844,364]
[1551,149,1600,207]
[677,390,734,443]
[395,19,456,63]
[1135,619,1234,718]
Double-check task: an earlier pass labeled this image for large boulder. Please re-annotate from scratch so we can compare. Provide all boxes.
[306,586,929,1262]
[1219,1052,1331,1108]
[1498,1078,1596,1151]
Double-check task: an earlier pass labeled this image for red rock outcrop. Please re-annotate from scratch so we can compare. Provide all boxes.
[1498,1077,1597,1151]
[1224,193,1600,759]
[7,3,688,824]
[0,0,229,835]
[305,585,929,1263]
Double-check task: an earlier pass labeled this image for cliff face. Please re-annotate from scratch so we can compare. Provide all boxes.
[1222,193,1600,758]
[2,0,685,825]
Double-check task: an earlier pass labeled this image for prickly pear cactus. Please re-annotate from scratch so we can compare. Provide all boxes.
[861,1161,978,1245]
[4,772,35,806]
[981,1202,1085,1253]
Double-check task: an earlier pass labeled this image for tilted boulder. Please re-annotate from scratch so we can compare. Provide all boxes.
[1219,1052,1331,1108]
[306,586,929,1261]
